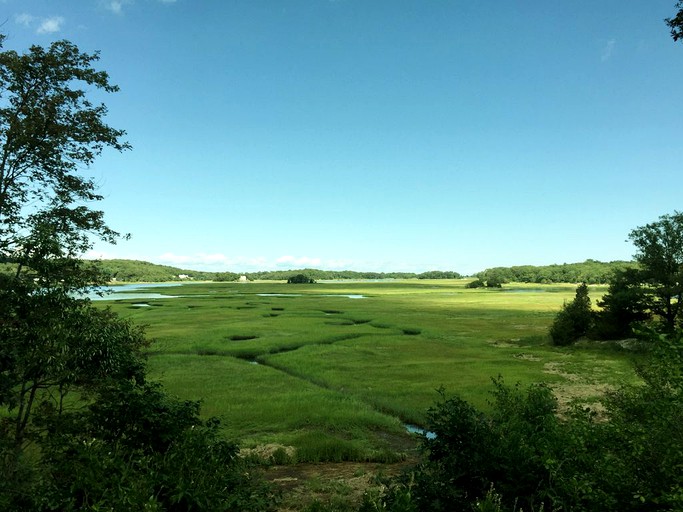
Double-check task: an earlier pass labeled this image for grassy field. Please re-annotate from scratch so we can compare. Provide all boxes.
[102,279,639,463]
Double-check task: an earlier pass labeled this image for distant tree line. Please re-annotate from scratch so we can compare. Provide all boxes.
[477,259,637,285]
[79,261,466,282]
[243,268,462,281]
[84,258,640,285]
[95,259,217,282]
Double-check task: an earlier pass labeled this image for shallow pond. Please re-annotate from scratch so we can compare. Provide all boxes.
[85,283,182,301]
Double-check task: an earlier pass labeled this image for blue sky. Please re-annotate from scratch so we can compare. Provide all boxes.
[4,1,683,274]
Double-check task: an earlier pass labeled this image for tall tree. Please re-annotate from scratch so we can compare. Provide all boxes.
[594,268,652,339]
[549,282,593,345]
[628,211,683,331]
[0,37,275,510]
[0,35,135,448]
[0,36,129,286]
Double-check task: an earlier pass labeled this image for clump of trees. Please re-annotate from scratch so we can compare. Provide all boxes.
[466,276,504,288]
[549,211,683,345]
[287,273,316,284]
[0,37,273,511]
[416,270,462,280]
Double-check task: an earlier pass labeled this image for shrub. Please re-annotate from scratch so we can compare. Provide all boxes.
[549,283,594,345]
[287,274,315,284]
[466,279,485,289]
[377,331,683,511]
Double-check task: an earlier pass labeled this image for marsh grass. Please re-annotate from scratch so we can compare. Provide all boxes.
[106,280,636,460]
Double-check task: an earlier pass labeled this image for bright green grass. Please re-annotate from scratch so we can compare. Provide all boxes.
[102,280,637,460]
[147,353,405,458]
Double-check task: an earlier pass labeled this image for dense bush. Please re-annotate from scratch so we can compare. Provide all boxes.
[593,268,652,339]
[287,273,316,284]
[549,283,593,345]
[1,380,275,511]
[466,279,485,288]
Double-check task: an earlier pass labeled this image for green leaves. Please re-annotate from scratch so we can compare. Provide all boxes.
[0,37,129,265]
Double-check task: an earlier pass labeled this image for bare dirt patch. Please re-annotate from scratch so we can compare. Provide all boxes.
[265,460,416,512]
[543,361,614,413]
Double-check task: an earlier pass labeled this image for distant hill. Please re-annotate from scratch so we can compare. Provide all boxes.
[95,259,218,282]
[89,260,463,282]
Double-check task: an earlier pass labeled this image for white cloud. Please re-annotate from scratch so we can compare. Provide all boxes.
[601,39,616,61]
[37,16,64,34]
[103,0,175,14]
[15,13,35,27]
[106,1,127,14]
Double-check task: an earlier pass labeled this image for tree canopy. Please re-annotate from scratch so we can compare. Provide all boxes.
[666,1,683,41]
[0,37,129,279]
[628,211,683,331]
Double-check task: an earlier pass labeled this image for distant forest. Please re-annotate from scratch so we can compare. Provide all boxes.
[0,258,635,284]
[91,260,462,282]
[476,259,637,285]
[78,258,637,284]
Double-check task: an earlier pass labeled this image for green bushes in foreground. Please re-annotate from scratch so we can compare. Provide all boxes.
[0,380,275,511]
[368,332,683,512]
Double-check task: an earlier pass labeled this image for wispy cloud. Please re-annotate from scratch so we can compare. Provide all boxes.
[103,0,176,14]
[14,13,35,27]
[601,39,616,61]
[106,1,126,14]
[37,16,65,34]
[15,13,64,35]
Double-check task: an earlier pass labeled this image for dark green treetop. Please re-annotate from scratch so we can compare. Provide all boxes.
[629,211,683,331]
[0,36,129,288]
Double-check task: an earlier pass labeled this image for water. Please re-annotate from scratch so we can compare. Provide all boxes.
[404,424,437,439]
[85,283,182,301]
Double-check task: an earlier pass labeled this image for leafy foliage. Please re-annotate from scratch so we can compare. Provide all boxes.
[466,278,486,288]
[593,268,652,339]
[0,37,275,511]
[416,270,462,279]
[0,282,147,446]
[478,259,636,285]
[287,273,316,284]
[628,211,683,332]
[0,37,129,268]
[666,1,683,41]
[376,334,683,511]
[549,283,593,345]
